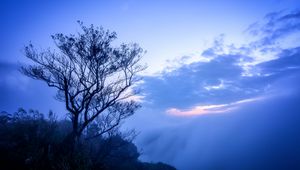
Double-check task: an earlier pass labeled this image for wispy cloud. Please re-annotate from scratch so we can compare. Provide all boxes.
[140,10,300,115]
[166,97,264,116]
[203,79,226,91]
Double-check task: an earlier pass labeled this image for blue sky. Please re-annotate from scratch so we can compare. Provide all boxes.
[1,0,300,73]
[1,1,300,170]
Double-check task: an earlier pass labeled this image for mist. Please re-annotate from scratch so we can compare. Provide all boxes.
[125,9,300,170]
[132,73,300,170]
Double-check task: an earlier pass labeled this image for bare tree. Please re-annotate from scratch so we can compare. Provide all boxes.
[21,22,145,142]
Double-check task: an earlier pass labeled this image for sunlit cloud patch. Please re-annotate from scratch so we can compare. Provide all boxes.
[166,97,264,116]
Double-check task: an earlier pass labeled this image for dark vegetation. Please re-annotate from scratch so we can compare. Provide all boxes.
[0,108,176,170]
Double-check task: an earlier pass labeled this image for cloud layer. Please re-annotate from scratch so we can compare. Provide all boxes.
[139,9,300,116]
[129,10,300,170]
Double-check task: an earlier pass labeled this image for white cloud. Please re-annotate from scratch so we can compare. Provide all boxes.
[166,97,264,117]
[204,79,226,91]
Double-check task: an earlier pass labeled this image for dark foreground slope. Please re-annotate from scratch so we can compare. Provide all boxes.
[0,109,176,170]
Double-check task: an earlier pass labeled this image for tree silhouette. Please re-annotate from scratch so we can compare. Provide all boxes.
[21,21,146,142]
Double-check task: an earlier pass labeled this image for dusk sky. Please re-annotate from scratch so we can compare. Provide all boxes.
[1,0,300,169]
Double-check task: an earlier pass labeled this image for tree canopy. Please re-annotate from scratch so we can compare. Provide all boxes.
[21,22,146,139]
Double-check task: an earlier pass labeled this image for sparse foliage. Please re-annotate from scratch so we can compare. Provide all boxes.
[21,22,146,140]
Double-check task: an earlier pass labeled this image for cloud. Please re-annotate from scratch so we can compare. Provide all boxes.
[141,53,252,110]
[141,48,283,112]
[137,77,300,170]
[0,61,65,115]
[0,62,29,91]
[166,104,231,116]
[166,97,264,116]
[256,47,300,76]
[203,79,226,91]
[139,10,300,118]
[246,9,300,48]
[129,9,300,170]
